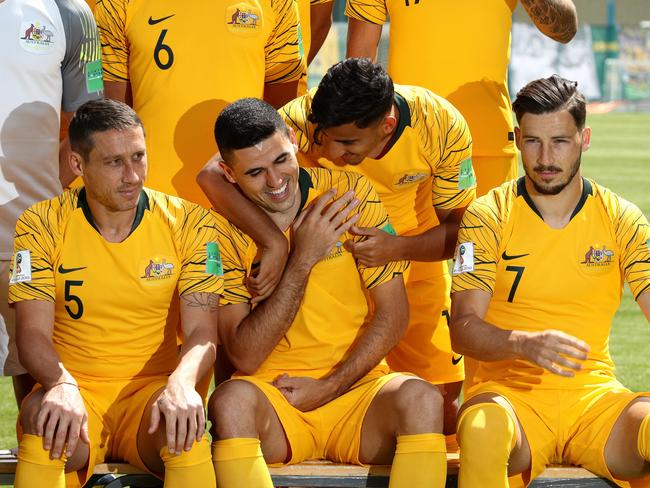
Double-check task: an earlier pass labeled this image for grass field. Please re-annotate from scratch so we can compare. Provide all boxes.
[0,112,648,451]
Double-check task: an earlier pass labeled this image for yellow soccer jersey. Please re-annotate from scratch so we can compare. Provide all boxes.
[8,188,224,380]
[281,84,474,282]
[216,167,408,381]
[451,178,650,389]
[96,0,305,208]
[346,0,517,158]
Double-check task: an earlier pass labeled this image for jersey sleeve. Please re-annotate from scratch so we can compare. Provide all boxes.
[171,201,224,297]
[95,0,130,82]
[324,171,409,289]
[451,192,506,295]
[279,93,316,155]
[345,0,387,24]
[611,196,650,300]
[265,0,305,84]
[213,214,253,305]
[8,201,62,304]
[412,90,476,210]
[58,0,104,110]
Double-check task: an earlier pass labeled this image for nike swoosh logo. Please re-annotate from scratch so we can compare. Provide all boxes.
[58,265,87,274]
[148,14,175,25]
[501,251,530,261]
[451,355,463,365]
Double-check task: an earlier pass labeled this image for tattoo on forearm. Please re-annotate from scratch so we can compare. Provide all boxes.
[182,293,219,312]
[521,0,577,43]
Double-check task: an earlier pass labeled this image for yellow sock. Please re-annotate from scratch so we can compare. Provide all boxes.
[457,403,516,488]
[637,414,650,460]
[15,433,66,488]
[160,436,216,488]
[212,438,273,488]
[389,433,447,488]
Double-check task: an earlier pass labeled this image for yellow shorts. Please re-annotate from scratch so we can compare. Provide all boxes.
[466,380,650,488]
[23,375,167,486]
[387,275,464,384]
[235,371,402,464]
[473,154,518,197]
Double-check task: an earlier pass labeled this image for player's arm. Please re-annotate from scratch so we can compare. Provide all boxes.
[521,0,578,43]
[197,157,288,302]
[639,293,650,323]
[346,18,382,60]
[450,289,589,376]
[218,190,359,373]
[15,300,90,459]
[104,80,133,106]
[264,82,300,109]
[59,111,76,188]
[149,291,220,454]
[309,0,334,64]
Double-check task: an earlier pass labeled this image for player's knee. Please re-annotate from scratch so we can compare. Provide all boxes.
[393,379,444,434]
[19,391,43,435]
[209,380,261,437]
[458,403,516,463]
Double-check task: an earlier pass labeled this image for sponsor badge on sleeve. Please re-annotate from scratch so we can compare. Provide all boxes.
[10,250,32,284]
[206,242,223,276]
[452,242,474,274]
[458,158,477,190]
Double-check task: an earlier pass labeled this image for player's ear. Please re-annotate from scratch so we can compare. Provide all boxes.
[514,127,522,150]
[69,152,84,177]
[288,127,299,153]
[381,113,397,135]
[219,160,237,184]
[580,126,591,152]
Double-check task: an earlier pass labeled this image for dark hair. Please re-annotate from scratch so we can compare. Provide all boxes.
[308,58,394,143]
[214,98,289,164]
[513,75,586,129]
[68,99,144,160]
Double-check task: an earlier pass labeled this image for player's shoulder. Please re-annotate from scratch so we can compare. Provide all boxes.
[54,0,94,19]
[18,189,79,234]
[397,84,457,115]
[589,178,646,224]
[304,166,370,195]
[468,179,518,222]
[144,188,216,227]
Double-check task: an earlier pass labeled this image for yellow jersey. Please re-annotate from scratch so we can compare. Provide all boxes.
[345,0,518,158]
[8,188,224,380]
[95,0,305,207]
[451,178,650,389]
[216,167,408,381]
[281,84,475,282]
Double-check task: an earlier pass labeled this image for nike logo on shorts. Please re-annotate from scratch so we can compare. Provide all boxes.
[148,14,175,25]
[452,355,463,366]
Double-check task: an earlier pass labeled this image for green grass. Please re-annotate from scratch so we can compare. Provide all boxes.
[0,113,648,450]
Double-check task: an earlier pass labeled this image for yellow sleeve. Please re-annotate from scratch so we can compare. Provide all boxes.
[451,193,506,295]
[95,0,129,82]
[345,0,387,24]
[169,200,224,297]
[265,0,306,84]
[609,195,650,300]
[279,93,316,154]
[8,200,63,303]
[326,171,409,289]
[413,90,476,210]
[311,0,332,4]
[213,214,253,306]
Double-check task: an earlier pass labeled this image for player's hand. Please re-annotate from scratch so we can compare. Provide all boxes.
[272,374,337,412]
[513,330,590,377]
[344,225,400,267]
[248,238,288,304]
[292,189,360,267]
[148,381,205,454]
[37,382,90,459]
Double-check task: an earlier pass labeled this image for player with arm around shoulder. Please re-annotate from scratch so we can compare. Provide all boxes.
[10,99,221,487]
[205,98,448,488]
[450,75,650,487]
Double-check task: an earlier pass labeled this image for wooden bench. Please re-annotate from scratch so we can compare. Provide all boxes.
[0,451,617,487]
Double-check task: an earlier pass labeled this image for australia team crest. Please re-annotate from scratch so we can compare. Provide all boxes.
[226,3,263,33]
[19,20,55,53]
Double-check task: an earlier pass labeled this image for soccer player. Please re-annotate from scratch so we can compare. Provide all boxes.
[9,99,222,487]
[346,0,578,197]
[199,58,475,434]
[207,98,448,488]
[95,0,305,209]
[1,0,103,407]
[450,75,650,487]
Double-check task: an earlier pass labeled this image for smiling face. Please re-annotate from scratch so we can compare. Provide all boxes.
[317,113,397,166]
[221,129,301,217]
[71,126,147,212]
[516,110,591,196]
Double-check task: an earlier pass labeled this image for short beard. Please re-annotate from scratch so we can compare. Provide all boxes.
[526,153,581,195]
